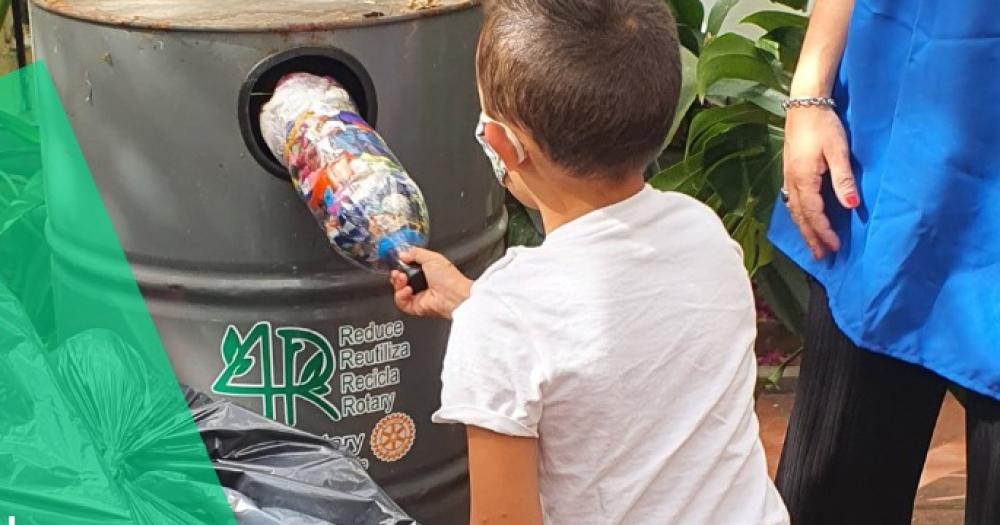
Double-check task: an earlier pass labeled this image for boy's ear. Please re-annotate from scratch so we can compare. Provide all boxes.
[484,122,527,171]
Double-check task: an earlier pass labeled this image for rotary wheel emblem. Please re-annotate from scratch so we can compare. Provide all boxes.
[370,412,416,463]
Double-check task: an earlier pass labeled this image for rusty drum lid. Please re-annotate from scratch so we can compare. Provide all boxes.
[32,0,479,31]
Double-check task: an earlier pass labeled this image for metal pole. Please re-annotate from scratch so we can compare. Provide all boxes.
[10,0,26,69]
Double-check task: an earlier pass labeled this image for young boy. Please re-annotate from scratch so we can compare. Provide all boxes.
[390,1,790,523]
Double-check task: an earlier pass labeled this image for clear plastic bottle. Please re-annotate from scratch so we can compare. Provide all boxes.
[261,72,429,291]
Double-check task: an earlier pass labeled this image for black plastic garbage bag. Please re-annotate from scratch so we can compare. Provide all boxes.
[1,278,415,525]
[0,282,237,524]
[186,389,417,525]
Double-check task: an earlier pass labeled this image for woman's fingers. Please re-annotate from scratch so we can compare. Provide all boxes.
[786,185,824,259]
[827,137,860,209]
[796,185,840,256]
[785,160,841,259]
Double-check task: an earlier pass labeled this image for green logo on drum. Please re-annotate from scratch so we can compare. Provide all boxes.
[212,322,341,425]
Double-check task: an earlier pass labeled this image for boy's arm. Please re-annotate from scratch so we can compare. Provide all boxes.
[467,426,544,525]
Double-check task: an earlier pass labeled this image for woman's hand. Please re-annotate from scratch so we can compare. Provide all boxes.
[390,248,472,320]
[783,106,859,259]
[782,0,857,260]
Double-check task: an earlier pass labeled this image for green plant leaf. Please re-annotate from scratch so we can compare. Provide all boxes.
[699,33,758,64]
[762,26,807,74]
[731,212,774,275]
[754,251,809,335]
[0,108,40,145]
[706,0,743,36]
[0,203,52,341]
[749,151,783,222]
[706,78,788,116]
[701,121,773,211]
[705,147,764,212]
[686,102,771,156]
[0,169,27,200]
[749,126,785,224]
[702,121,772,166]
[506,201,544,248]
[0,170,43,237]
[677,25,703,55]
[666,47,700,147]
[757,227,776,271]
[771,0,809,11]
[698,54,783,97]
[741,10,809,32]
[722,210,743,231]
[760,345,803,398]
[650,150,708,196]
[0,112,42,177]
[672,119,775,218]
[525,205,545,234]
[667,0,705,31]
[0,146,40,176]
[690,120,742,157]
[654,145,685,175]
[0,168,48,330]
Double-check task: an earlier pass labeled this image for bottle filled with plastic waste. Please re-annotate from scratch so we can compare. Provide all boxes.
[260,72,429,292]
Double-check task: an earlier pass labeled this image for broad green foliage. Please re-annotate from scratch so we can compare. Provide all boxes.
[656,0,809,336]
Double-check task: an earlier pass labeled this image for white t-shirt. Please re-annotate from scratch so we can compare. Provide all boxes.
[432,185,789,525]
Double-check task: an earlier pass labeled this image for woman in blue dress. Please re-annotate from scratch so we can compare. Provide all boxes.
[771,0,1000,522]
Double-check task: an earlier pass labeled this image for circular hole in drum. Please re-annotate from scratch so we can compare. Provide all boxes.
[238,48,378,180]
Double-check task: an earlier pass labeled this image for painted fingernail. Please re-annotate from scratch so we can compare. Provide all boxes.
[846,194,860,208]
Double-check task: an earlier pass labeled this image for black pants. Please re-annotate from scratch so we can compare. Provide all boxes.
[775,281,1000,525]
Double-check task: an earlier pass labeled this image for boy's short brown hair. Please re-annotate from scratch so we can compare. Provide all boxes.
[477,0,681,178]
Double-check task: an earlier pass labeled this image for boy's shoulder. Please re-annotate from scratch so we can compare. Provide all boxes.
[455,245,554,321]
[647,188,727,226]
[646,189,739,249]
[449,250,526,335]
[457,187,740,318]
[607,185,728,232]
[468,247,537,298]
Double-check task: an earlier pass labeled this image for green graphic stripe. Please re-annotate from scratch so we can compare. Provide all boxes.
[0,64,235,524]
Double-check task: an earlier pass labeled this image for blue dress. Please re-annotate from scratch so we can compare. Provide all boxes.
[769,0,1000,400]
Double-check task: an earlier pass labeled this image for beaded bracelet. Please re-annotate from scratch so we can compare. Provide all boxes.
[781,97,836,111]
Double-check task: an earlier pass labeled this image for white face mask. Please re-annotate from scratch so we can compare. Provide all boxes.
[475,112,526,186]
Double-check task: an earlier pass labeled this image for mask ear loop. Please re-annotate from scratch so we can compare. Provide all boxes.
[481,113,527,164]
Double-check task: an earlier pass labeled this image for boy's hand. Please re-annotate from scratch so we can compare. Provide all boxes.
[390,248,472,320]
